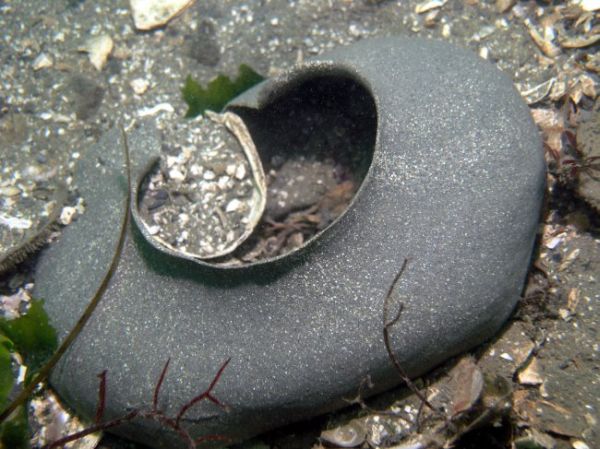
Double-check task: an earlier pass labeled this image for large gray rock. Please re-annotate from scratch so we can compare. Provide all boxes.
[34,37,545,448]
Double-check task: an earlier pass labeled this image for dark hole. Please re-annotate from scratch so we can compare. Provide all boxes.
[215,74,377,265]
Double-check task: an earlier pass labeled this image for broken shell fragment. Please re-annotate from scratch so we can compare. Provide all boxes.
[133,111,266,261]
[129,0,194,30]
[320,419,367,447]
[79,34,114,71]
[415,0,447,14]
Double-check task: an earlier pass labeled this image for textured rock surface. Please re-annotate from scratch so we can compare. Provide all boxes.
[34,37,545,448]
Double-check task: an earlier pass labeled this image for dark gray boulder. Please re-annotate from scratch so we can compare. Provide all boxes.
[34,37,544,448]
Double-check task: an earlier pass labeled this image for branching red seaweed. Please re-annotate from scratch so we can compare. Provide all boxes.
[43,358,231,449]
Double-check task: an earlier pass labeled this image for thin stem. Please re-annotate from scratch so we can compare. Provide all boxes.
[153,358,171,412]
[44,410,139,449]
[175,358,231,427]
[95,370,107,423]
[0,127,132,423]
[383,258,437,412]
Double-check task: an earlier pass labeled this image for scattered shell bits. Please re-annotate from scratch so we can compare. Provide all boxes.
[135,111,267,261]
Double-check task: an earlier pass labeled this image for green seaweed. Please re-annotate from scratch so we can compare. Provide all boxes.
[182,64,264,117]
[0,300,57,385]
[0,336,13,410]
[0,405,29,449]
[0,301,57,447]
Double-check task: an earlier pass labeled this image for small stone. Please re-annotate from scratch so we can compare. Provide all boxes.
[0,186,21,197]
[203,170,216,180]
[225,198,242,213]
[217,176,230,190]
[129,0,195,31]
[130,78,150,95]
[0,214,32,229]
[558,308,572,321]
[190,164,202,176]
[59,206,77,225]
[178,214,190,226]
[168,168,185,182]
[234,164,246,180]
[81,35,114,71]
[225,164,237,176]
[32,52,53,71]
[441,23,451,37]
[165,155,178,168]
[53,31,65,43]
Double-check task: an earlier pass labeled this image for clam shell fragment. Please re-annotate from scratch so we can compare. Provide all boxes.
[134,111,266,261]
[320,419,368,447]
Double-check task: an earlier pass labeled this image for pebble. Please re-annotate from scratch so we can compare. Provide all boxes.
[32,52,53,71]
[59,206,77,225]
[168,168,185,181]
[235,164,246,180]
[130,78,150,95]
[226,164,237,176]
[0,214,32,229]
[225,198,242,213]
[0,186,21,197]
[217,176,230,190]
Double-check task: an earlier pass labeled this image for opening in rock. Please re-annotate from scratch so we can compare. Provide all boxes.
[220,75,377,265]
[137,75,377,267]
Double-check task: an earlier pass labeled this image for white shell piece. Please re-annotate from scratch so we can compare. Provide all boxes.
[129,0,195,30]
